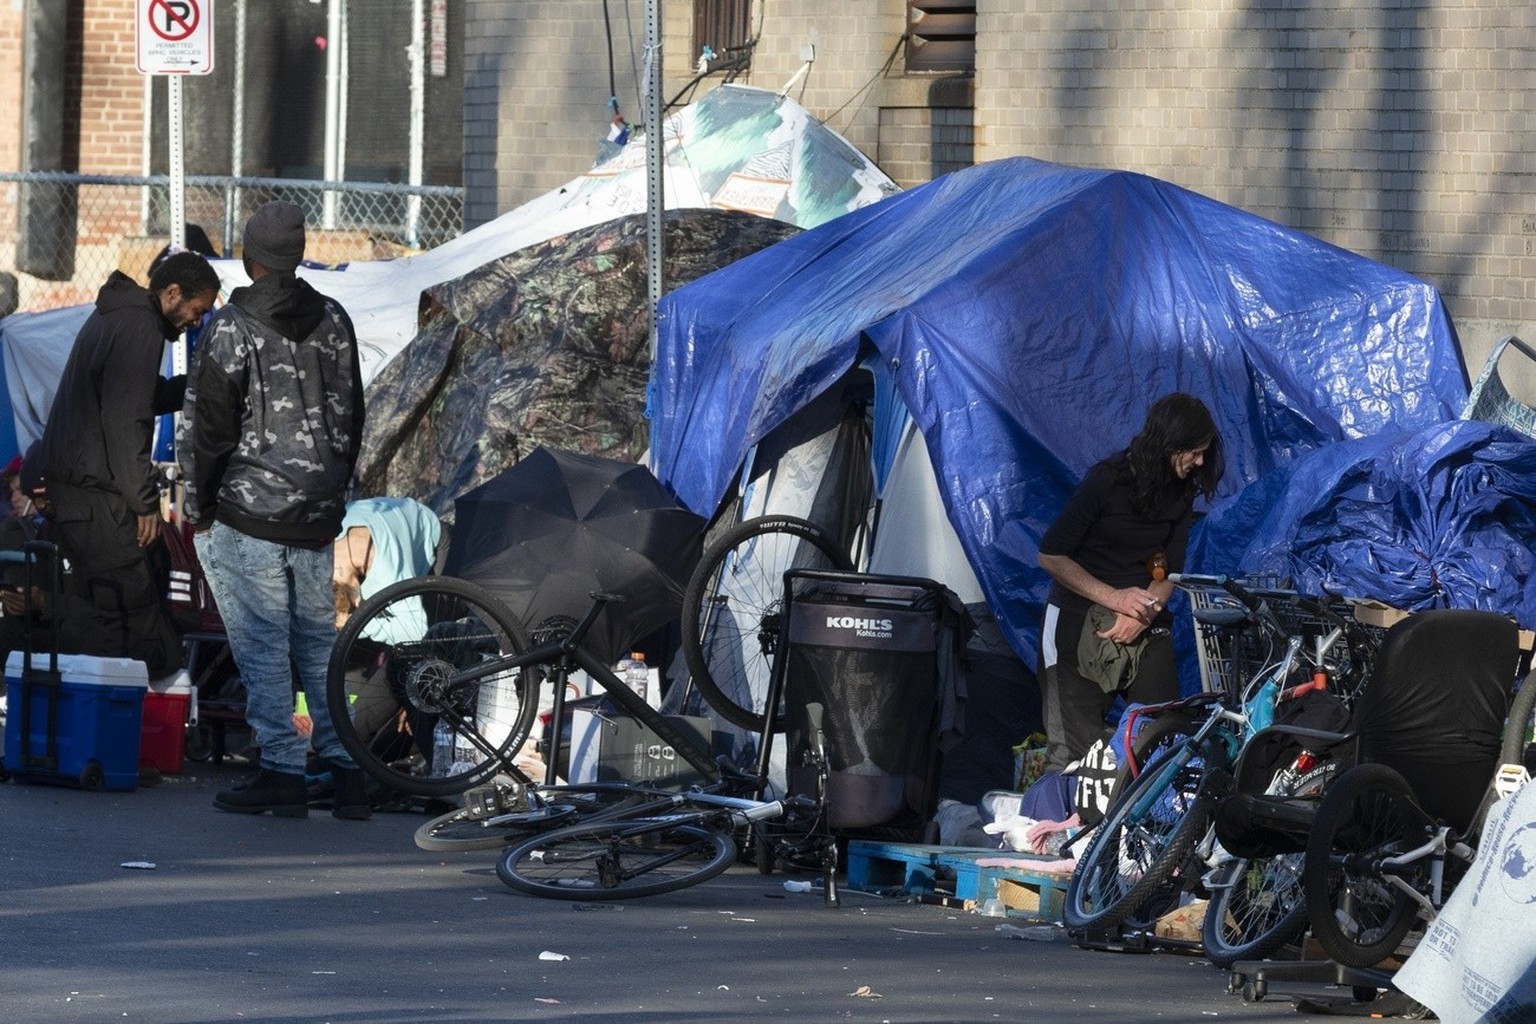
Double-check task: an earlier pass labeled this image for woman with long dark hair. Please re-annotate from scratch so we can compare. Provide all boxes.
[1036,392,1225,774]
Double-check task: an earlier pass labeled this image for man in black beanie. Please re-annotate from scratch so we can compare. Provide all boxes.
[179,200,372,820]
[32,250,220,678]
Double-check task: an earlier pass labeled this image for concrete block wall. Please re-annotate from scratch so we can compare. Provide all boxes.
[733,1,909,168]
[974,0,1536,359]
[463,0,694,226]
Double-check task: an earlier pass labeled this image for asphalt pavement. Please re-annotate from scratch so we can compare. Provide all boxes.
[0,760,1325,1024]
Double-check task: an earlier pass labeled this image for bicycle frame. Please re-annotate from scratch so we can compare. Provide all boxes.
[496,700,842,907]
[445,591,722,788]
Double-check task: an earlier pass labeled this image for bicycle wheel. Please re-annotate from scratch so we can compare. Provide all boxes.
[1201,853,1308,967]
[1303,763,1426,969]
[1064,736,1220,932]
[681,515,853,731]
[414,783,677,852]
[326,576,538,798]
[497,819,737,899]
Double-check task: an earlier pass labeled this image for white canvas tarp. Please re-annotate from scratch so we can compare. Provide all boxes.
[216,84,897,386]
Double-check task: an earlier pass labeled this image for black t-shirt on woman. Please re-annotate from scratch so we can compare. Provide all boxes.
[1038,457,1195,619]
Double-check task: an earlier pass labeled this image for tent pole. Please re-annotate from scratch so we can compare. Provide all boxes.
[644,0,664,361]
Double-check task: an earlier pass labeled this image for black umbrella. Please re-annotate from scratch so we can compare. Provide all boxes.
[442,446,706,664]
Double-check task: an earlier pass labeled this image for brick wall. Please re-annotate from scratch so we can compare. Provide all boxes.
[77,0,143,177]
[1,0,149,309]
[0,4,21,177]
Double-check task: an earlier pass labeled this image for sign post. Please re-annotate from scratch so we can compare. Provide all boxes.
[136,0,214,76]
[136,0,214,421]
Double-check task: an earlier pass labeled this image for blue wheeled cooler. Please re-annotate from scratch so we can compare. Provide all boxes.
[0,541,148,791]
[779,570,970,839]
[3,651,148,791]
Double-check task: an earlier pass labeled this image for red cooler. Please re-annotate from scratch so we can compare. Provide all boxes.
[140,670,194,774]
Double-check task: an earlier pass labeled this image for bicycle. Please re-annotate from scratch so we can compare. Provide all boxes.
[494,703,840,903]
[326,577,723,804]
[1062,574,1374,957]
[680,514,853,733]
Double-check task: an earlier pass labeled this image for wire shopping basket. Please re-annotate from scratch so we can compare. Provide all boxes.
[1182,576,1385,696]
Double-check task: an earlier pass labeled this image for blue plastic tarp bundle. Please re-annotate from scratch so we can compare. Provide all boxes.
[1190,419,1536,629]
[650,157,1469,669]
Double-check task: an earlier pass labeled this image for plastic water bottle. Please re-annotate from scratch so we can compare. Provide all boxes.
[619,651,649,705]
[433,718,454,775]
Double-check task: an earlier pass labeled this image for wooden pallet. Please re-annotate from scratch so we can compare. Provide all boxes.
[845,840,1072,921]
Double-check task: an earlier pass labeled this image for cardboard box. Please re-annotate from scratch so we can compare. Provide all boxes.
[568,710,711,790]
[4,652,148,791]
[1352,601,1535,650]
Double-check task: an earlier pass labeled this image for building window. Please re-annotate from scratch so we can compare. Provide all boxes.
[906,1,976,74]
[694,0,754,70]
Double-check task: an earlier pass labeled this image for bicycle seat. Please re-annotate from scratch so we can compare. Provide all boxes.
[1192,605,1249,627]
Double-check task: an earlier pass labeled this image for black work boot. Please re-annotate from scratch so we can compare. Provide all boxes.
[326,761,373,821]
[214,769,309,817]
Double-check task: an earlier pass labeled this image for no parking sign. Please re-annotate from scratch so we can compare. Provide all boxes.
[136,0,215,76]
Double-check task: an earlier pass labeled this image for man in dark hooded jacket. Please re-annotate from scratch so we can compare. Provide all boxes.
[179,200,371,820]
[32,251,219,678]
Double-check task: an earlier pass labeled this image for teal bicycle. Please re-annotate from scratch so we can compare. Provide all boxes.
[1062,574,1372,953]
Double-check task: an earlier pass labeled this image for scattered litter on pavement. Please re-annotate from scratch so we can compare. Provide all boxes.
[890,928,944,935]
[849,985,882,998]
[534,996,560,1004]
[538,951,570,961]
[120,861,156,870]
[782,879,812,893]
[573,902,623,911]
[311,971,336,975]
[717,985,729,991]
[996,923,1064,942]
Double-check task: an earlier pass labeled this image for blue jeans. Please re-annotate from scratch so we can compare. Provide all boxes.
[194,522,356,774]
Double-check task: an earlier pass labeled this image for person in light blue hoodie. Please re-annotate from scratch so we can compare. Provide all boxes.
[332,495,443,642]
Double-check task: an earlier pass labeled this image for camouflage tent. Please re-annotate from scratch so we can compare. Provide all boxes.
[355,208,800,516]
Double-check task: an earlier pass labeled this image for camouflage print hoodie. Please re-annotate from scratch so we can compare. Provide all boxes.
[177,272,364,548]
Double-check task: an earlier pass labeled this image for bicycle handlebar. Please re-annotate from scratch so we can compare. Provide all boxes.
[1170,573,1291,641]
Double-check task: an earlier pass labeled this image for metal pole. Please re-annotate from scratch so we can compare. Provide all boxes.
[407,0,425,248]
[168,74,187,383]
[230,0,246,253]
[644,0,664,361]
[338,0,350,190]
[169,75,186,259]
[322,0,342,227]
[141,75,154,237]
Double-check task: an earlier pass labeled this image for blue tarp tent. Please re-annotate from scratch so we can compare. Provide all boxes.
[650,157,1469,669]
[1191,419,1536,628]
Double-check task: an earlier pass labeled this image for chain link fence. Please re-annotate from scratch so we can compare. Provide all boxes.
[0,172,464,314]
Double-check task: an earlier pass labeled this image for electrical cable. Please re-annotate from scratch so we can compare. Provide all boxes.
[827,35,905,131]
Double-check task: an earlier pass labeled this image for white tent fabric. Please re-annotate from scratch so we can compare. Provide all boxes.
[216,85,897,386]
[867,423,985,605]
